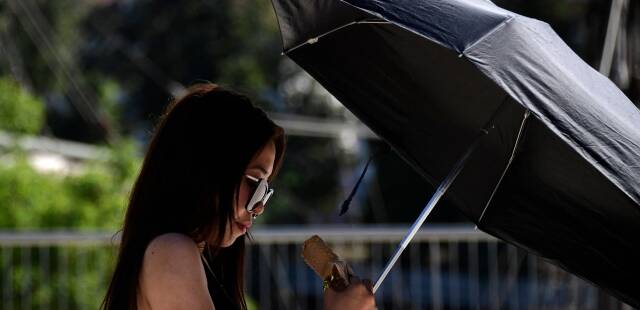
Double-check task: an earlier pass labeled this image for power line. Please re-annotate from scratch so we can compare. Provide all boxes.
[88,18,187,98]
[6,0,113,143]
[0,17,33,90]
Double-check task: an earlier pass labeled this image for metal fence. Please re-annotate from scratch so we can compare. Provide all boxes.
[0,226,634,310]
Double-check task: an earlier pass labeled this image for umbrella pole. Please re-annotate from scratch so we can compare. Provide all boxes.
[372,129,489,294]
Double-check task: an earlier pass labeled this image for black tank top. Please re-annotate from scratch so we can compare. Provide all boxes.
[200,253,240,310]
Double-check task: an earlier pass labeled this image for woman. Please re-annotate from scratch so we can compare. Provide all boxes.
[101,84,376,309]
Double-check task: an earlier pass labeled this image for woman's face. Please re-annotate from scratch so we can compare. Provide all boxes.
[221,141,276,247]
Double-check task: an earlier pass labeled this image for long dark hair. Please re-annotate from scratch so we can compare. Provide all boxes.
[101,83,286,309]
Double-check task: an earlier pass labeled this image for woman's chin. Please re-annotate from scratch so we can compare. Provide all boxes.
[221,234,240,247]
[220,238,234,247]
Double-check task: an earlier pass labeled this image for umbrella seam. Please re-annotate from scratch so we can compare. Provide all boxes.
[463,15,516,56]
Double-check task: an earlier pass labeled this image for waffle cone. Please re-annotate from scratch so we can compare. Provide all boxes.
[302,235,353,291]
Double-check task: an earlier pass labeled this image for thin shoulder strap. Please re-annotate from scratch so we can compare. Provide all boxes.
[200,252,214,275]
[199,251,238,310]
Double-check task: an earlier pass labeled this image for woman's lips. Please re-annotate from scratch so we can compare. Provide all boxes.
[235,221,251,233]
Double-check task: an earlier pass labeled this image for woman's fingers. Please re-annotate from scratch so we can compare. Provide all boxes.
[349,276,373,295]
[323,276,377,310]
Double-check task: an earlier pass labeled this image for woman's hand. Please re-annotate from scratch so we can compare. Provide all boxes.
[323,276,376,310]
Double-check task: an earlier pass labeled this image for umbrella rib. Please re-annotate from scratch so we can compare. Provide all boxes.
[281,19,390,55]
[477,109,531,226]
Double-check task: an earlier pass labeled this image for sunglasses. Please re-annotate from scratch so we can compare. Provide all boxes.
[245,175,274,218]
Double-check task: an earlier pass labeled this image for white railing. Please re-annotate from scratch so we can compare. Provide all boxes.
[0,226,633,310]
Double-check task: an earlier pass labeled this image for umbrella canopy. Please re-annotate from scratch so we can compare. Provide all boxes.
[271,0,640,306]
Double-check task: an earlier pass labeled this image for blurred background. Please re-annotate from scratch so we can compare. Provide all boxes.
[0,0,637,309]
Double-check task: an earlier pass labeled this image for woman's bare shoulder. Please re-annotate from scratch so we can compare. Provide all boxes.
[143,233,203,271]
[146,233,200,257]
[139,233,214,309]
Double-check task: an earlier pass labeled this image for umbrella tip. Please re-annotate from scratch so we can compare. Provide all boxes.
[338,199,351,216]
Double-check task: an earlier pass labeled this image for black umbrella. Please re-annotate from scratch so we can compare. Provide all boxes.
[271,0,640,306]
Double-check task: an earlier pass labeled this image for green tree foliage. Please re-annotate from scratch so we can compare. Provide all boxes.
[80,0,286,133]
[0,140,139,229]
[0,139,139,308]
[0,0,113,142]
[0,77,44,135]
